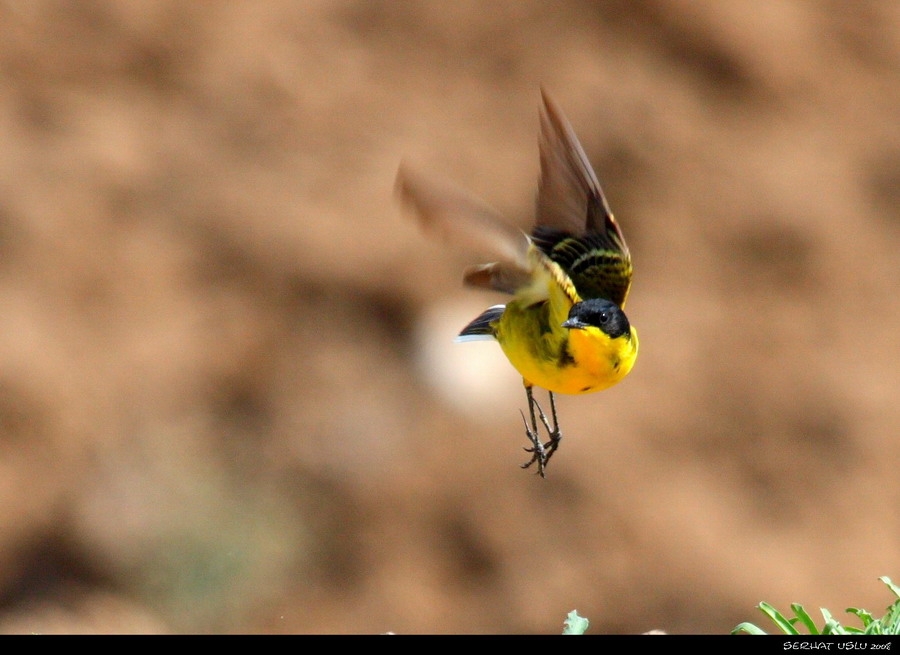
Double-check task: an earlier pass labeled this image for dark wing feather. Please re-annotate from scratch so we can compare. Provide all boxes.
[535,90,633,308]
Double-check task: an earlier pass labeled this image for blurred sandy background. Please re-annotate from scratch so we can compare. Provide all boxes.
[0,0,898,635]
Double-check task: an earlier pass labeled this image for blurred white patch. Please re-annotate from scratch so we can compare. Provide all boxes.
[413,296,520,417]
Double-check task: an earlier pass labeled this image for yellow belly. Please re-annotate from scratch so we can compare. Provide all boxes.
[495,303,639,395]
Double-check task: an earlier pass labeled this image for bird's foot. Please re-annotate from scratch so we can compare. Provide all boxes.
[519,398,562,478]
[520,411,547,477]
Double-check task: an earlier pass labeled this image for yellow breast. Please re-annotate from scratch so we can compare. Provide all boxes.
[496,304,638,395]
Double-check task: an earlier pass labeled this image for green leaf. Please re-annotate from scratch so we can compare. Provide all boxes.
[562,610,589,635]
[731,622,768,635]
[819,608,845,635]
[734,575,900,636]
[846,606,874,627]
[880,576,900,600]
[791,603,819,634]
[758,602,800,635]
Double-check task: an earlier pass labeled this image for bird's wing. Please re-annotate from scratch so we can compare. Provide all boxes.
[534,90,633,308]
[396,161,533,295]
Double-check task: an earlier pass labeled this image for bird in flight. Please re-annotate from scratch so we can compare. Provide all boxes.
[396,90,638,477]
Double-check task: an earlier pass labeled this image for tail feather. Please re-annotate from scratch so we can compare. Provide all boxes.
[454,304,505,342]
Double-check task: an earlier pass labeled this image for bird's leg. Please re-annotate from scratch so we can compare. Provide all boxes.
[541,391,562,464]
[520,384,549,476]
[520,388,563,476]
[520,385,545,475]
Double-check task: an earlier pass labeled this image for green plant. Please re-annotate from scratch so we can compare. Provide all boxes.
[732,576,900,635]
[562,610,589,635]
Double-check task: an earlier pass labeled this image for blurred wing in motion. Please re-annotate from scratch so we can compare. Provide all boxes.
[395,161,533,294]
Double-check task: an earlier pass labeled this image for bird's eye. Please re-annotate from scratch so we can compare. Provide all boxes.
[598,311,609,323]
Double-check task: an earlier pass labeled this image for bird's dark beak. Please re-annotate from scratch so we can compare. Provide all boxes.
[561,318,587,330]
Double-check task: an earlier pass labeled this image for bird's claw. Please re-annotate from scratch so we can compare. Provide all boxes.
[519,398,562,478]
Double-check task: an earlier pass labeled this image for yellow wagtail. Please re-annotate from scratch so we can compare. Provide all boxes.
[396,90,638,477]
